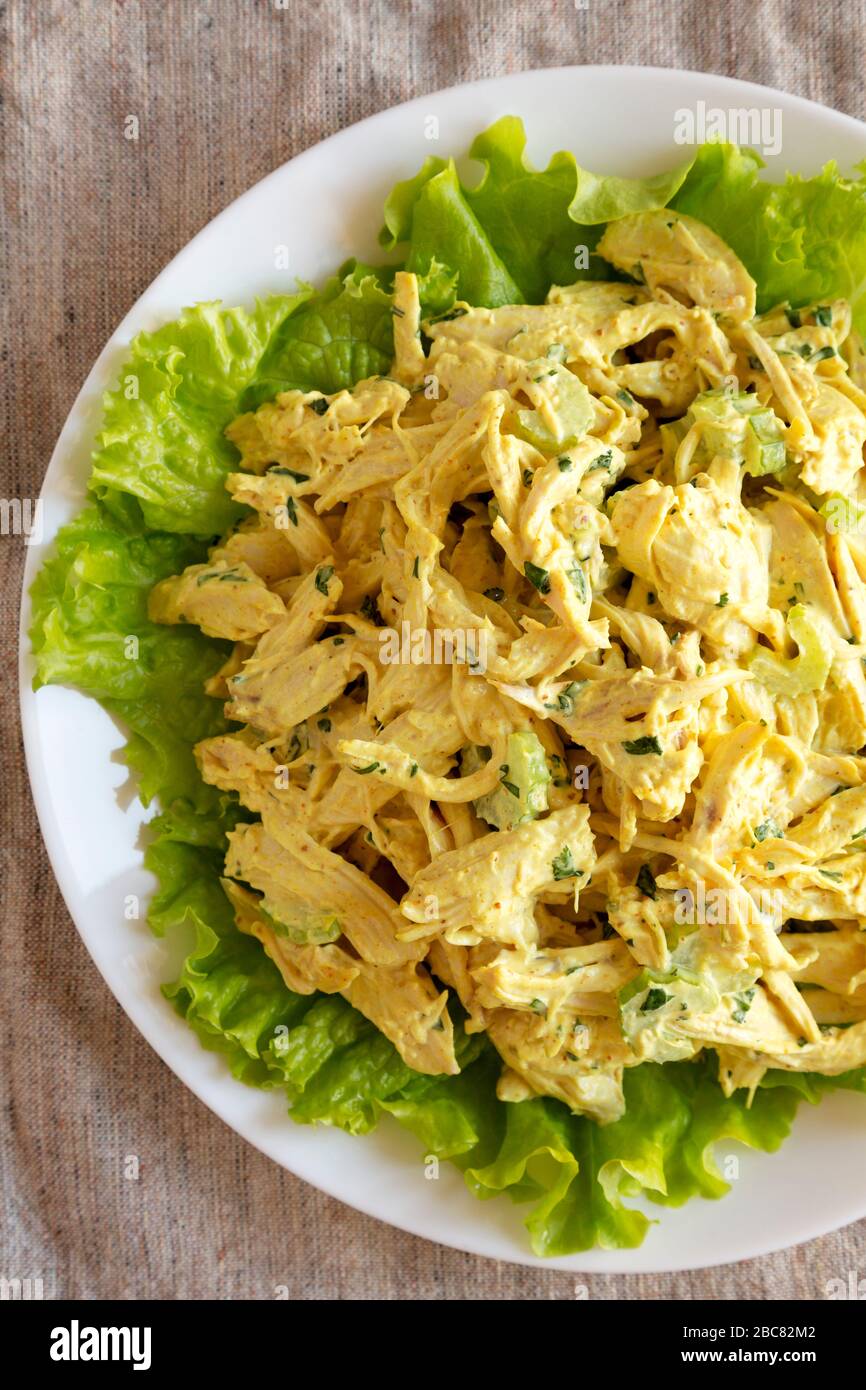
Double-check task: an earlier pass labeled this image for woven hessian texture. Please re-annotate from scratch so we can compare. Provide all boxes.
[3,0,866,1299]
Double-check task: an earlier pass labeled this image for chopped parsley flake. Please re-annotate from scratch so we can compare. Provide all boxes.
[636,864,658,900]
[641,987,669,1013]
[268,466,309,482]
[731,988,756,1024]
[360,594,383,626]
[568,565,588,603]
[557,681,582,715]
[552,845,582,880]
[622,735,662,755]
[524,561,551,595]
[753,819,782,842]
[587,448,613,473]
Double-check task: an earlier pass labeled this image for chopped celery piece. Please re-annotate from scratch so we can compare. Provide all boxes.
[743,408,787,476]
[747,604,831,695]
[692,387,766,419]
[619,935,759,1064]
[516,363,594,453]
[464,730,551,831]
[660,387,786,475]
[618,964,708,1064]
[260,902,341,945]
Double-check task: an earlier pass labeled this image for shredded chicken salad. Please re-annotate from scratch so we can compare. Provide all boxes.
[146,209,866,1126]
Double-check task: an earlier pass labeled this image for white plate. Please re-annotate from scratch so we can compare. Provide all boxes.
[19,65,866,1273]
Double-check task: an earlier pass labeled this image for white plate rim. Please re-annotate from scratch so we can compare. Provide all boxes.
[18,64,866,1275]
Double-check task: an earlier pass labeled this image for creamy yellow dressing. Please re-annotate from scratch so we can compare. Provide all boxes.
[148,209,866,1123]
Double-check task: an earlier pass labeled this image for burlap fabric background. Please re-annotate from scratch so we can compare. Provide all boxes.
[4,0,866,1301]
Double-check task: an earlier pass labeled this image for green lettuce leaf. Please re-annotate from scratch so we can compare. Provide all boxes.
[157,840,312,1086]
[28,503,231,821]
[29,506,214,698]
[467,116,694,300]
[239,269,395,409]
[671,142,866,326]
[382,118,866,332]
[90,296,312,534]
[759,1065,866,1103]
[381,155,448,249]
[29,116,866,1257]
[403,163,525,309]
[462,1059,800,1256]
[382,115,695,304]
